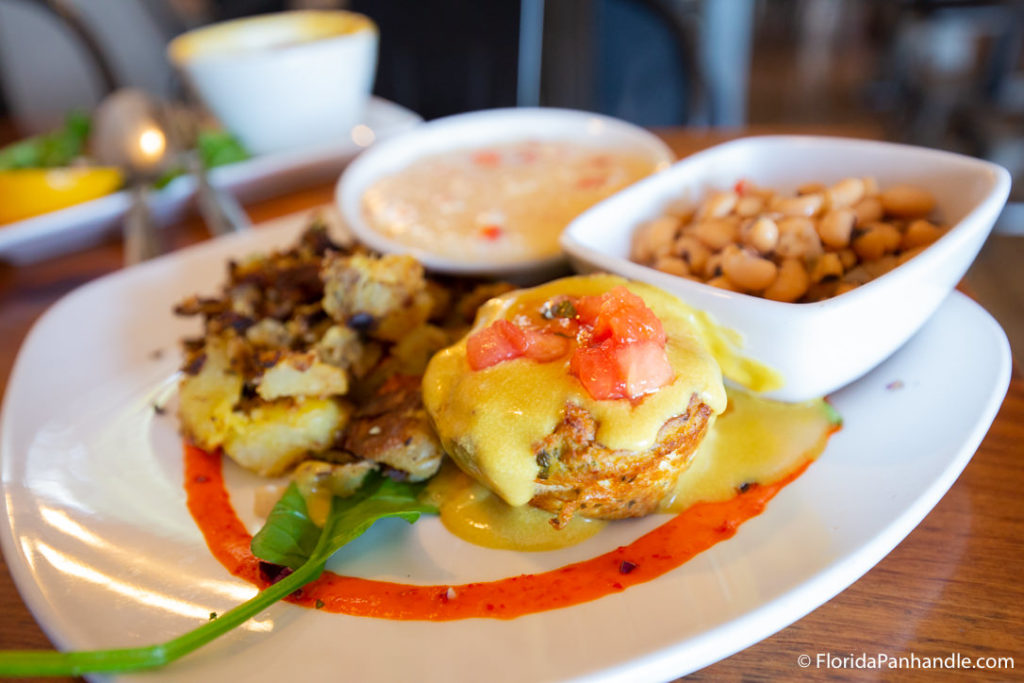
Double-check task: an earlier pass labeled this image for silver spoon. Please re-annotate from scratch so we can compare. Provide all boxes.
[92,89,174,266]
[162,101,251,237]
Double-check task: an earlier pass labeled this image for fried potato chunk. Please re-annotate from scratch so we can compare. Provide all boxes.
[321,252,433,342]
[178,337,243,452]
[223,398,351,477]
[256,351,349,400]
[343,374,443,481]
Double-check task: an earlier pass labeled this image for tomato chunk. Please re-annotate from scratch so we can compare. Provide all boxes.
[569,287,673,400]
[467,319,527,370]
[615,341,674,398]
[569,343,622,400]
[575,287,666,345]
[522,329,571,362]
[467,321,570,370]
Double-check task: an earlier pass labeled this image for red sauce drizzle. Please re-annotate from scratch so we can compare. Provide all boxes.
[185,443,809,621]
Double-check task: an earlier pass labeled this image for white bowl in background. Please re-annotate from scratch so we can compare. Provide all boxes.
[168,10,377,155]
[561,135,1011,401]
[336,107,674,281]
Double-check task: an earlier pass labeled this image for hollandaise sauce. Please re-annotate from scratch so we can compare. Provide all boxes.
[182,390,839,621]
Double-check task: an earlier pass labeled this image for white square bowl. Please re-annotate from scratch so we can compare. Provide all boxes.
[561,136,1011,401]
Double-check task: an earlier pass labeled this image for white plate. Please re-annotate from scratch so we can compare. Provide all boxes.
[0,212,1011,682]
[0,97,420,264]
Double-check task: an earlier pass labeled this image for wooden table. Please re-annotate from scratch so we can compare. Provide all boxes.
[0,129,1020,681]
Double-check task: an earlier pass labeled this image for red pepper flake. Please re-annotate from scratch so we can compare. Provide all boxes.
[472,150,501,167]
[612,582,624,590]
[485,603,495,611]
[716,520,738,535]
[479,225,503,241]
[734,179,748,195]
[619,560,637,574]
[886,380,904,391]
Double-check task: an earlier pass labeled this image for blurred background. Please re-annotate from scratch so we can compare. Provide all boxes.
[1,0,1020,174]
[0,1,1021,318]
[1,0,1021,193]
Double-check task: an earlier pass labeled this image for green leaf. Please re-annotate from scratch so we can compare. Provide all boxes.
[253,473,437,571]
[196,130,248,169]
[0,111,90,170]
[315,475,437,566]
[250,482,321,569]
[0,470,436,677]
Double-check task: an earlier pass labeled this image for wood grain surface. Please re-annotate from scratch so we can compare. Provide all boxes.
[0,129,1020,682]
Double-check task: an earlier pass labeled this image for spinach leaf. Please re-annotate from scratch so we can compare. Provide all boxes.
[253,473,436,572]
[250,482,321,570]
[0,471,435,677]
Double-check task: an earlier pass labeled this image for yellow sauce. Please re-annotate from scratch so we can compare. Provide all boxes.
[362,141,658,263]
[424,460,607,551]
[422,275,728,507]
[426,387,837,551]
[661,388,838,512]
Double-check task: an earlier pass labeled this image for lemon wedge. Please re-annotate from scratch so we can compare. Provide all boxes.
[0,167,123,225]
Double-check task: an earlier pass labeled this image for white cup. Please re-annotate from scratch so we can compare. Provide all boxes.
[168,10,378,155]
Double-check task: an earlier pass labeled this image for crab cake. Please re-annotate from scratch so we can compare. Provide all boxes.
[423,274,726,528]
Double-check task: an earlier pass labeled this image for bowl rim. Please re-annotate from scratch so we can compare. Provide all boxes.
[335,106,675,277]
[560,134,1012,316]
[167,9,377,67]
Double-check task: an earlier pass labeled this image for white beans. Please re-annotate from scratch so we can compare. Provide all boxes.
[721,245,778,292]
[827,177,865,208]
[741,216,779,254]
[763,259,810,303]
[879,184,936,218]
[691,218,740,251]
[632,177,946,302]
[817,208,856,249]
[673,235,711,273]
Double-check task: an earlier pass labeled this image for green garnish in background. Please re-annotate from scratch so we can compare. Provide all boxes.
[155,129,250,188]
[0,111,90,170]
[0,472,435,677]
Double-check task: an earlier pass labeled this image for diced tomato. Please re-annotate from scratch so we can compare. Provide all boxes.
[570,343,623,400]
[574,294,604,328]
[479,225,503,241]
[467,321,569,370]
[466,319,527,370]
[522,329,571,362]
[569,340,673,400]
[575,287,666,345]
[615,341,674,398]
[472,150,501,167]
[568,287,673,400]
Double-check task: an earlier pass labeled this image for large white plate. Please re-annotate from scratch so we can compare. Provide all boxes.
[0,98,420,264]
[0,212,1011,682]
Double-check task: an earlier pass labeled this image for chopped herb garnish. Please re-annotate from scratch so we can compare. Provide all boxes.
[541,298,576,319]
